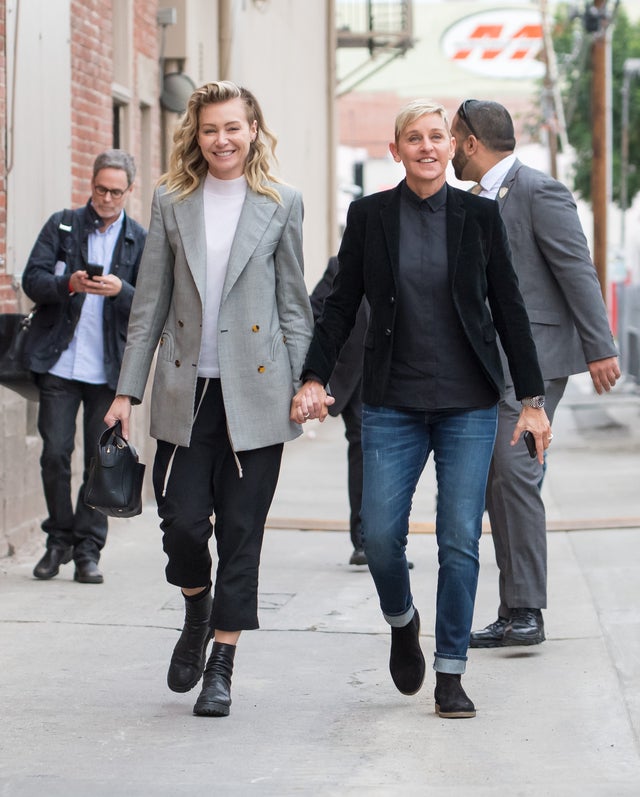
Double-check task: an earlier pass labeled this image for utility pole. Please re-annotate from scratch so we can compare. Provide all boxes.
[589,0,610,304]
[540,0,570,181]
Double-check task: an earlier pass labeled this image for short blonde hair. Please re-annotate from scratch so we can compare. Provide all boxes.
[394,99,451,142]
[160,80,282,203]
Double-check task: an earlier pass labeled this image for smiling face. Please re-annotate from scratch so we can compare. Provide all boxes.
[197,97,257,180]
[389,112,455,198]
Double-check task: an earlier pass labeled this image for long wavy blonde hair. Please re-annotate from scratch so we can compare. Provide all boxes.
[160,81,282,203]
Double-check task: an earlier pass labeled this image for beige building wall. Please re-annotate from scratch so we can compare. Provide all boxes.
[158,0,337,287]
[4,0,72,286]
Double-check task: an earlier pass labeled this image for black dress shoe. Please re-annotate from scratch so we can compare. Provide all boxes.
[389,609,425,695]
[434,672,476,718]
[349,548,368,566]
[74,560,104,584]
[33,546,73,580]
[469,616,510,648]
[503,608,545,646]
[349,548,414,569]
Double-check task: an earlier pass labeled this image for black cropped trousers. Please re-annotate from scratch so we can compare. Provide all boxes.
[153,379,283,631]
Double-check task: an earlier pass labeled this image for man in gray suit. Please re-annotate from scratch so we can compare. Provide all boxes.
[451,100,620,647]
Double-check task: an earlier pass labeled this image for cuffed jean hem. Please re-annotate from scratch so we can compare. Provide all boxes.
[383,605,415,627]
[434,655,467,674]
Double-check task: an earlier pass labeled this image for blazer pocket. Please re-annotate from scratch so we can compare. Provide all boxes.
[270,330,288,361]
[158,330,175,361]
[525,308,562,327]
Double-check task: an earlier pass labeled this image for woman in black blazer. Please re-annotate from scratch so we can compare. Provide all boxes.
[292,99,551,718]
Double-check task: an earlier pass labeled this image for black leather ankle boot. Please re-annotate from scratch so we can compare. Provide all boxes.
[167,589,213,693]
[193,641,236,717]
[434,672,476,718]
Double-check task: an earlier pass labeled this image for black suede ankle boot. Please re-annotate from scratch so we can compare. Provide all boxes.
[193,641,236,717]
[389,609,425,695]
[167,588,213,693]
[434,672,476,718]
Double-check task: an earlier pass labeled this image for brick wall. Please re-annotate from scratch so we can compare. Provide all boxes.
[70,0,115,206]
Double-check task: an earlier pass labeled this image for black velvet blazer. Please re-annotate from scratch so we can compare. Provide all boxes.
[303,182,544,405]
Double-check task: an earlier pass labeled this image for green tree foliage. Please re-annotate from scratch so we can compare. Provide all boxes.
[551,3,640,207]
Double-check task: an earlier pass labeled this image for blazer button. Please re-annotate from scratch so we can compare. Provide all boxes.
[252,324,260,332]
[175,360,181,367]
[389,296,396,305]
[257,365,265,373]
[178,320,184,328]
[384,328,392,336]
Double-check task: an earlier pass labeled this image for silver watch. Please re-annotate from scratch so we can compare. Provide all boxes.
[521,395,545,409]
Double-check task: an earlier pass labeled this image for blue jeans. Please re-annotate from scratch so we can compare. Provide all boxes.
[361,404,498,674]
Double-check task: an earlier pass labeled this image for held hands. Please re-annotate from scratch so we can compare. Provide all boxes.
[588,356,621,394]
[290,380,336,424]
[510,406,552,465]
[69,270,122,297]
[104,395,133,440]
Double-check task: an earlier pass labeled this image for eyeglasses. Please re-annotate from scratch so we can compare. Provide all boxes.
[457,99,479,139]
[93,185,129,199]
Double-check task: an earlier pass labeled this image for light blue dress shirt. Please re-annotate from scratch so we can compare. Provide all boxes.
[49,210,124,384]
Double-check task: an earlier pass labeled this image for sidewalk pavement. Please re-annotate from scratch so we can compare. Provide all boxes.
[1,375,640,796]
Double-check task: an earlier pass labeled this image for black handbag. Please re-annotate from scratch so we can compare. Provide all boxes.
[0,310,39,401]
[85,421,146,518]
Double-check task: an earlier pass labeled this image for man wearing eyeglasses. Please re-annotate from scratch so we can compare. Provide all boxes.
[451,100,620,648]
[22,149,147,584]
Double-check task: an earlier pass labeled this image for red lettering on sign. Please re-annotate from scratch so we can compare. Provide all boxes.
[469,25,502,39]
[453,49,472,60]
[513,24,542,38]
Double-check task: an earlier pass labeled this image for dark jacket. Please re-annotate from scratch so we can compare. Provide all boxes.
[21,201,147,390]
[303,182,544,404]
[309,256,368,416]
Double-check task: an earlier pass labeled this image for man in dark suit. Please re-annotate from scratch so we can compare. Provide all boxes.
[451,100,620,649]
[291,99,551,718]
[310,257,368,565]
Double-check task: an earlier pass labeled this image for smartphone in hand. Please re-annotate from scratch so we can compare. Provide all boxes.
[86,263,104,279]
[523,430,537,458]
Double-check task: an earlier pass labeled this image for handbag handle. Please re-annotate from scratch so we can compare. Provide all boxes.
[99,421,140,462]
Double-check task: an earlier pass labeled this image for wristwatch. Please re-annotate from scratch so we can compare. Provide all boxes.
[521,395,545,409]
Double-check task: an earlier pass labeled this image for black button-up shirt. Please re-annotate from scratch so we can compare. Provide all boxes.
[383,181,496,412]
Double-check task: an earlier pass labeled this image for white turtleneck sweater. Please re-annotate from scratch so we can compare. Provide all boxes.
[198,172,247,377]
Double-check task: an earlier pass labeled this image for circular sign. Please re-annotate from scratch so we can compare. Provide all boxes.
[441,8,545,80]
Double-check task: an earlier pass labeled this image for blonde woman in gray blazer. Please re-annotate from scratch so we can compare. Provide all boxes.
[105,82,313,718]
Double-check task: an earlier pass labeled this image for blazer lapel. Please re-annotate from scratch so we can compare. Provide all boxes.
[379,185,403,282]
[496,159,521,212]
[173,184,207,302]
[222,190,277,303]
[446,184,465,284]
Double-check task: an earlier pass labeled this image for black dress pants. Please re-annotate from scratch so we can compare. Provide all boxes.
[36,372,113,563]
[340,395,363,550]
[153,379,283,631]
